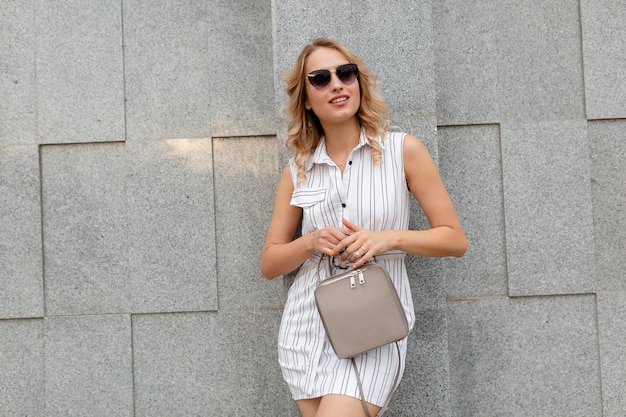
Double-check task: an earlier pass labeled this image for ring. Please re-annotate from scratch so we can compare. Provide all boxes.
[360,246,366,252]
[355,250,361,257]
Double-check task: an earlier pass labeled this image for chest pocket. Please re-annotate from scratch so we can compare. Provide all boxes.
[290,188,326,208]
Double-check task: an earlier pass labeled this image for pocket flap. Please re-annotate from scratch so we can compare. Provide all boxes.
[290,188,326,208]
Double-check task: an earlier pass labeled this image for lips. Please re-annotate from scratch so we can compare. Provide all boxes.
[329,95,349,104]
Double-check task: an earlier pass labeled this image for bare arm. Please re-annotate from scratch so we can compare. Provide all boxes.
[260,166,352,279]
[335,134,467,268]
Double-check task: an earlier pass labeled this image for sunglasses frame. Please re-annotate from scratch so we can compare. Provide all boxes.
[306,63,359,90]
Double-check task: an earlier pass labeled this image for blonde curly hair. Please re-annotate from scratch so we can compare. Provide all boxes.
[282,38,390,184]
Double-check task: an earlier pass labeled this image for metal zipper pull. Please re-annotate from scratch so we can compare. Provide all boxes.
[350,273,356,289]
[358,270,365,284]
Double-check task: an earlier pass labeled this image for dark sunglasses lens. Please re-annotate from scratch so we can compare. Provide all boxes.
[336,64,358,84]
[308,71,331,89]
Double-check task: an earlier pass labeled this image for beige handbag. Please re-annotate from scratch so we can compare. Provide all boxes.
[314,255,409,417]
[315,255,409,359]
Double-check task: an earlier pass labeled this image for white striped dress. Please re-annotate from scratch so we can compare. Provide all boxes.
[278,131,416,406]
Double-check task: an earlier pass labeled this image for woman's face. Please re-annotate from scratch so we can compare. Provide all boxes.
[303,47,361,127]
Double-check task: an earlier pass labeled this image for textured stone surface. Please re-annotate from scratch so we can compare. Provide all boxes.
[433,0,498,125]
[581,0,626,119]
[390,311,450,416]
[207,0,276,136]
[588,120,626,292]
[501,121,595,296]
[439,125,508,297]
[123,0,210,141]
[0,0,37,145]
[132,310,295,416]
[213,136,285,308]
[0,319,44,416]
[44,315,133,417]
[41,143,130,315]
[35,0,124,144]
[127,138,217,313]
[597,293,626,417]
[354,0,436,117]
[496,0,585,122]
[0,145,43,318]
[447,295,602,417]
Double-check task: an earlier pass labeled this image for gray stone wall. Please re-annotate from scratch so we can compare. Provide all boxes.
[1,1,624,416]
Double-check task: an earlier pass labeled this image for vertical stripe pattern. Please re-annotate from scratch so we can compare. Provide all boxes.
[278,131,415,406]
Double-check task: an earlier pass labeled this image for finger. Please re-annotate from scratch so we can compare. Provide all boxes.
[341,218,362,232]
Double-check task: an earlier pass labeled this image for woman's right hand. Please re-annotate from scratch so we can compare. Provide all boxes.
[311,226,353,256]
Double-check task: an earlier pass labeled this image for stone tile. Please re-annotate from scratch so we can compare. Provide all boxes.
[132,312,220,416]
[508,296,601,416]
[588,120,626,292]
[214,310,297,416]
[447,295,602,417]
[0,0,37,145]
[123,0,211,141]
[133,310,295,416]
[390,311,450,416]
[447,298,512,417]
[581,0,626,119]
[0,319,44,416]
[353,0,436,117]
[439,125,508,298]
[207,0,276,136]
[40,143,130,315]
[496,0,585,122]
[35,0,124,144]
[597,293,626,417]
[127,138,217,313]
[501,121,595,296]
[44,315,133,417]
[0,145,43,318]
[433,0,499,125]
[213,137,285,308]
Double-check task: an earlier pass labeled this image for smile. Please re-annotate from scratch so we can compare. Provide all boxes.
[330,97,348,104]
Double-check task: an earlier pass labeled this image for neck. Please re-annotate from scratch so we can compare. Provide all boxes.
[322,118,361,156]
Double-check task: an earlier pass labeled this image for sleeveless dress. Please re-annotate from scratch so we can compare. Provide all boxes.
[278,131,416,407]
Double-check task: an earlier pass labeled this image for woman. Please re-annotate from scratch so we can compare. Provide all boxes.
[260,38,467,417]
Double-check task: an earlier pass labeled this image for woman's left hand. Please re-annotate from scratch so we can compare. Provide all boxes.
[334,218,394,269]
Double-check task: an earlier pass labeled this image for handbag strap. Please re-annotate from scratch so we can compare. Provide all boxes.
[351,341,402,417]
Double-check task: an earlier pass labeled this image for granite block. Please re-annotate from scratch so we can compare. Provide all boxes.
[40,143,130,315]
[588,120,626,292]
[132,312,220,416]
[0,0,37,145]
[35,0,124,144]
[433,0,499,125]
[447,298,511,417]
[213,310,297,416]
[438,125,508,298]
[123,0,211,141]
[213,136,285,308]
[207,0,276,136]
[0,145,44,318]
[496,0,585,122]
[44,315,133,417]
[596,293,626,417]
[353,0,436,117]
[390,311,450,416]
[447,295,602,417]
[132,310,295,416]
[580,0,626,119]
[127,138,217,313]
[0,319,44,416]
[501,121,595,296]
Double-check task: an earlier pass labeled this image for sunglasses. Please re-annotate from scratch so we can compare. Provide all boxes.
[306,63,359,90]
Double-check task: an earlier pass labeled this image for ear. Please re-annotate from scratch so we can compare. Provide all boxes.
[304,99,312,110]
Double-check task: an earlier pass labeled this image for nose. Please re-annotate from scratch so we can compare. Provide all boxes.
[329,72,343,90]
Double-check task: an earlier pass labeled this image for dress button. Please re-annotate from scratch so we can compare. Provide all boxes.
[342,203,346,208]
[348,161,352,165]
